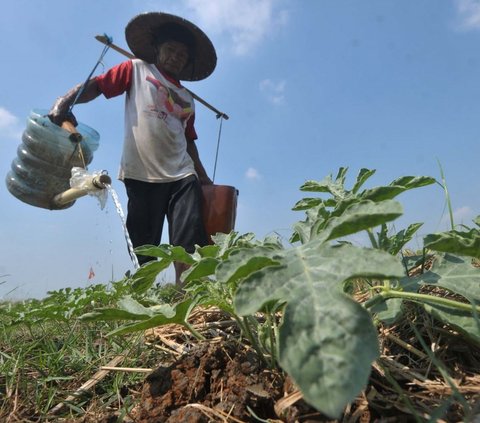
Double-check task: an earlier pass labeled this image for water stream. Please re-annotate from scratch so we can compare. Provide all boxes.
[106,185,140,270]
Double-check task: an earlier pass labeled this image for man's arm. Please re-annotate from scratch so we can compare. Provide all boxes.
[48,61,132,126]
[48,79,102,126]
[186,140,213,185]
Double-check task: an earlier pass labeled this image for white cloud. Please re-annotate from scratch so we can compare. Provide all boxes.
[453,206,475,223]
[454,0,480,30]
[183,0,288,55]
[441,205,476,227]
[245,167,262,181]
[259,78,286,105]
[0,107,22,140]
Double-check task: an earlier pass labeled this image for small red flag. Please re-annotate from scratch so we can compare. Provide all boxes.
[88,267,95,280]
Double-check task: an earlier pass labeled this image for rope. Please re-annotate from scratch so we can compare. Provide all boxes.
[69,34,113,112]
[66,34,113,169]
[76,143,87,169]
[67,141,87,169]
[212,115,224,183]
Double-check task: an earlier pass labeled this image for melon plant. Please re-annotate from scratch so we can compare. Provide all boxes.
[81,167,480,418]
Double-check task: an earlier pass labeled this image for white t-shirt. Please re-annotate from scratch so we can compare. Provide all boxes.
[118,59,196,182]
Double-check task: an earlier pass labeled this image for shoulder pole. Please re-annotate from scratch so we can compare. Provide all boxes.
[95,35,229,120]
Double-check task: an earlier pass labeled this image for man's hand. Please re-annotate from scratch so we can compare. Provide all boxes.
[198,174,213,185]
[48,95,77,127]
[48,107,78,127]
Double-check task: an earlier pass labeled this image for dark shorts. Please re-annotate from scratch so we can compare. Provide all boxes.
[124,175,208,264]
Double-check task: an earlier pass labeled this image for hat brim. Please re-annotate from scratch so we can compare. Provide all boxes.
[125,12,217,81]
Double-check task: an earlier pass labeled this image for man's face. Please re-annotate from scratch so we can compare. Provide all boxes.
[156,40,189,78]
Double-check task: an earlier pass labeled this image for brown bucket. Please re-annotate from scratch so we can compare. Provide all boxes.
[202,184,238,243]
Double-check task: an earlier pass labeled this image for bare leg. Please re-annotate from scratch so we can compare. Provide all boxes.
[174,262,190,287]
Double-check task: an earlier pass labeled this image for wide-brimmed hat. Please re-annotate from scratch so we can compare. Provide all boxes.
[125,12,216,81]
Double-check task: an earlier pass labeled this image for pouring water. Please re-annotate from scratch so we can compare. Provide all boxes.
[106,184,140,270]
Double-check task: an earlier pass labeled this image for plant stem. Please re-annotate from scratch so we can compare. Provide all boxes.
[235,315,269,368]
[265,312,277,368]
[437,159,454,231]
[366,229,378,249]
[400,251,410,276]
[421,247,427,274]
[183,322,206,341]
[371,287,480,314]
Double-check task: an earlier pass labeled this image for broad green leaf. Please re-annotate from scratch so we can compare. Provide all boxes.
[211,232,250,258]
[193,244,220,258]
[351,168,376,194]
[422,303,480,345]
[300,175,345,199]
[299,177,339,193]
[293,200,402,245]
[290,221,309,244]
[118,296,156,317]
[234,241,402,417]
[182,257,219,283]
[291,197,323,211]
[262,234,285,250]
[360,176,435,202]
[335,166,348,184]
[134,244,195,264]
[320,200,403,242]
[80,296,162,322]
[291,205,329,244]
[397,274,423,292]
[80,308,150,322]
[375,223,424,256]
[360,186,409,202]
[416,254,480,304]
[131,260,172,294]
[424,230,480,259]
[134,244,173,259]
[401,254,430,272]
[108,298,197,336]
[388,223,423,256]
[279,294,379,418]
[235,242,404,316]
[216,247,281,285]
[371,298,404,325]
[389,175,436,190]
[211,231,238,248]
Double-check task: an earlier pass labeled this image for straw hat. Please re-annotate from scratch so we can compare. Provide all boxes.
[125,12,217,81]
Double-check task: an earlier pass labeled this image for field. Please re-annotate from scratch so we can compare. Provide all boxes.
[1,168,480,422]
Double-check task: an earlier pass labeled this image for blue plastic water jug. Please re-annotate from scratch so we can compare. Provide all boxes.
[5,109,100,210]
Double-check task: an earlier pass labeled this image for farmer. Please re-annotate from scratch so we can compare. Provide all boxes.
[48,12,216,284]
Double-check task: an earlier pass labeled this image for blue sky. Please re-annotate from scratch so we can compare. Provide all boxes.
[1,0,479,299]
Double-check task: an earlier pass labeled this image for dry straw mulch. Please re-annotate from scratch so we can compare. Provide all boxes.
[139,301,480,422]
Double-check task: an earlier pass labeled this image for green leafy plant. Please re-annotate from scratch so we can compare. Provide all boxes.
[18,166,473,420]
[81,167,450,418]
[424,215,480,259]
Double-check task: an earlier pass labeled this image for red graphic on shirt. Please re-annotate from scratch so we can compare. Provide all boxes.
[146,76,192,120]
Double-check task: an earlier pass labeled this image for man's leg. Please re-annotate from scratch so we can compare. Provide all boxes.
[168,175,208,285]
[124,179,169,266]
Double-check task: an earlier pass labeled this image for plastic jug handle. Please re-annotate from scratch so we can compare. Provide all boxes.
[61,120,83,143]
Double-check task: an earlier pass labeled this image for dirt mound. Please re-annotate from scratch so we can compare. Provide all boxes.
[131,341,316,422]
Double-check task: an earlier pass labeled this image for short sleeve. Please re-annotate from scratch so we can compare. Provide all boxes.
[95,60,133,98]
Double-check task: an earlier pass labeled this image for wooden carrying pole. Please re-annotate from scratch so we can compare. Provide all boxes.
[95,35,229,120]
